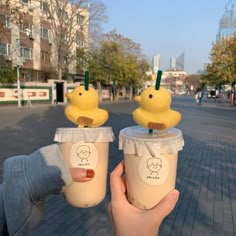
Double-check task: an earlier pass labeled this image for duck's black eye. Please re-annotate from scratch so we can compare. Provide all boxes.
[149,94,153,98]
[79,93,82,96]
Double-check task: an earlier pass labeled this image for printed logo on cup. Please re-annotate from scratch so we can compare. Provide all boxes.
[138,154,169,185]
[70,142,98,168]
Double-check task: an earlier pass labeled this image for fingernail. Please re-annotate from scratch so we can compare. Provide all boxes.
[172,190,180,201]
[86,169,95,178]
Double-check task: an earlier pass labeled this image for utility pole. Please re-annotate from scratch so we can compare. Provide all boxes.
[16,65,21,107]
[16,37,21,108]
[15,29,31,108]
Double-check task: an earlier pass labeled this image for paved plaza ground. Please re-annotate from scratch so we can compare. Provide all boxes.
[0,96,236,236]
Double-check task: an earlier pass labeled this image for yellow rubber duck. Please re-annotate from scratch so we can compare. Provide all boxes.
[132,86,181,130]
[65,86,108,127]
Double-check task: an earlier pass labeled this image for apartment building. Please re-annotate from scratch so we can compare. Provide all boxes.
[0,0,88,82]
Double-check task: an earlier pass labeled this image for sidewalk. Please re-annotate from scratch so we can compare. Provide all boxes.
[201,97,235,107]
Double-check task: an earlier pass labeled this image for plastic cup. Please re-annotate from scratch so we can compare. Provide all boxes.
[119,126,184,209]
[54,127,114,208]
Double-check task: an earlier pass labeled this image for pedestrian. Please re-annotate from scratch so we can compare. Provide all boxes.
[195,91,199,104]
[0,144,179,235]
[198,90,203,105]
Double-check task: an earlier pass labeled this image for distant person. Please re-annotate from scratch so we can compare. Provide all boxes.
[195,92,199,104]
[198,91,203,105]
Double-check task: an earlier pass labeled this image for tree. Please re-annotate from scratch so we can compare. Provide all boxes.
[203,35,236,87]
[185,74,201,93]
[89,41,124,101]
[0,0,19,84]
[40,0,107,80]
[104,30,143,58]
[0,56,16,84]
[89,31,150,101]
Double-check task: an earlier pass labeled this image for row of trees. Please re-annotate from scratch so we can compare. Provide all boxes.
[202,35,236,88]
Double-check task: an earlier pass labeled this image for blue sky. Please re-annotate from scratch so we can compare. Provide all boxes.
[101,0,229,74]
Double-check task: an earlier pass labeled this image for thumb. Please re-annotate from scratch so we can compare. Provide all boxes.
[151,189,179,222]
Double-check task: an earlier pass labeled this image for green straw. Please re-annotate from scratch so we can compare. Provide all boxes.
[85,71,89,91]
[155,70,162,90]
[148,70,162,134]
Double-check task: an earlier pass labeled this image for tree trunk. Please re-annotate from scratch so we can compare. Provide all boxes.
[114,87,120,101]
[58,66,62,80]
[96,81,103,102]
[129,85,133,100]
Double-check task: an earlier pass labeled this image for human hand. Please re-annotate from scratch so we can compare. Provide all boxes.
[108,161,179,236]
[70,168,95,182]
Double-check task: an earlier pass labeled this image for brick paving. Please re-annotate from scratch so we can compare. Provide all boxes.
[0,96,236,235]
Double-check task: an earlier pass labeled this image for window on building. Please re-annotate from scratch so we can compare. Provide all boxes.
[40,1,48,12]
[40,51,50,62]
[0,43,10,55]
[57,9,68,20]
[19,21,33,35]
[77,14,85,29]
[21,0,31,6]
[77,38,84,47]
[40,27,51,39]
[0,43,7,55]
[0,14,10,28]
[22,72,33,81]
[20,47,33,59]
[77,14,85,23]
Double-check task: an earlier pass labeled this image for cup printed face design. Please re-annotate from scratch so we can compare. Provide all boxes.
[138,154,169,186]
[76,145,91,162]
[70,142,98,168]
[146,157,162,178]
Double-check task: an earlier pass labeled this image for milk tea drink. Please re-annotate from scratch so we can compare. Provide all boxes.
[54,127,114,208]
[119,126,184,209]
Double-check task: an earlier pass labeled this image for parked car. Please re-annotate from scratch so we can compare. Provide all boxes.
[207,90,217,98]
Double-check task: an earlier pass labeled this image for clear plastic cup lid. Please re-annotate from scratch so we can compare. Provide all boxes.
[119,126,184,156]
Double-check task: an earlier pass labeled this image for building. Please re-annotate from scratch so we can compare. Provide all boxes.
[169,52,185,71]
[161,69,187,94]
[170,57,176,70]
[176,52,185,71]
[217,0,236,40]
[144,68,187,95]
[152,53,160,74]
[0,0,88,82]
[147,53,187,94]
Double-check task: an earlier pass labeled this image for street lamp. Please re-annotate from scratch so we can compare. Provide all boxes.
[16,37,21,108]
[16,29,31,108]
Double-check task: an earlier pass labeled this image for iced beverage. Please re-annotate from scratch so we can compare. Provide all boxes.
[119,126,184,209]
[54,127,114,208]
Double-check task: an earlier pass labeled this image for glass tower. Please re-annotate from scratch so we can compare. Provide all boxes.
[152,54,160,74]
[217,0,236,40]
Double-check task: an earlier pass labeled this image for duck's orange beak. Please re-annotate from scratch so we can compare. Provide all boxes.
[65,92,72,99]
[134,96,141,103]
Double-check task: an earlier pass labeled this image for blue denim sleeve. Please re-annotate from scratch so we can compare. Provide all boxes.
[2,144,72,236]
[0,185,8,235]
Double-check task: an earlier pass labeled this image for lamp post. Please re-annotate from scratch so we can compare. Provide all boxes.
[15,29,31,108]
[16,37,21,108]
[16,65,21,107]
